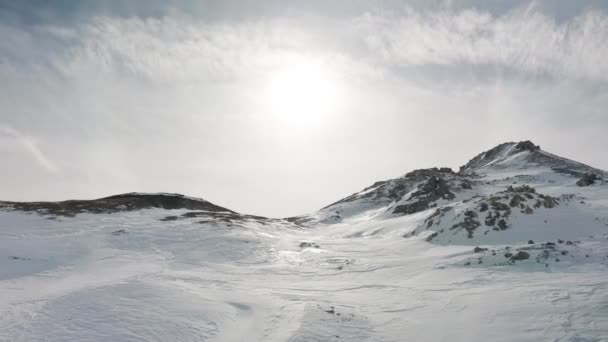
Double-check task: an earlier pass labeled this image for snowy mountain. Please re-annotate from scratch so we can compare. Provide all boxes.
[1,141,607,341]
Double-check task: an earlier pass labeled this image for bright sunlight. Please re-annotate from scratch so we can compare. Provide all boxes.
[265,57,341,131]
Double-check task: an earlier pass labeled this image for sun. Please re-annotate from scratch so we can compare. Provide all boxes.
[265,58,340,131]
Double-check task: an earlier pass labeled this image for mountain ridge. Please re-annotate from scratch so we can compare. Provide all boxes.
[1,140,605,221]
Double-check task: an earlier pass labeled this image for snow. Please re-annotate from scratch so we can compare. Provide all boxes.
[1,202,608,341]
[1,144,608,341]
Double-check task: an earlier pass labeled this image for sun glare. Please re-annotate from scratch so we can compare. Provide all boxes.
[265,58,340,131]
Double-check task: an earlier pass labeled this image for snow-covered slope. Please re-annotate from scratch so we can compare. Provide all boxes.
[1,141,608,341]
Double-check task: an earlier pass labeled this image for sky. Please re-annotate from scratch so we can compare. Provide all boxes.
[1,0,607,217]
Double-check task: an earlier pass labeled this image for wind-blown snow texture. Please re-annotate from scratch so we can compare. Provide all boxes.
[1,141,608,341]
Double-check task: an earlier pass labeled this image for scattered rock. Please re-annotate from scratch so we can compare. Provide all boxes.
[393,176,455,215]
[576,173,599,187]
[473,247,488,253]
[497,219,508,230]
[160,216,179,221]
[426,232,439,242]
[514,140,541,152]
[461,181,472,190]
[111,229,128,235]
[8,256,31,261]
[464,210,478,218]
[507,185,536,193]
[299,242,320,249]
[528,240,535,244]
[510,251,530,261]
[393,201,429,215]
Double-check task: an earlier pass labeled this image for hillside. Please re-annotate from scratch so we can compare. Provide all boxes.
[1,141,607,341]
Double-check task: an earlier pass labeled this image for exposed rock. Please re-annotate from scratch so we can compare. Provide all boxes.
[160,216,179,221]
[514,141,540,152]
[507,185,536,193]
[473,247,488,253]
[576,173,599,187]
[393,176,455,215]
[426,232,439,242]
[8,256,31,261]
[404,168,454,180]
[491,201,510,211]
[388,184,406,200]
[393,201,429,215]
[413,176,455,200]
[461,181,472,190]
[299,242,320,248]
[509,194,526,208]
[485,211,498,226]
[510,251,530,261]
[465,210,477,218]
[0,193,233,218]
[497,219,508,230]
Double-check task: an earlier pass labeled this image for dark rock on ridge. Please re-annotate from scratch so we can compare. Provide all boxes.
[576,173,599,187]
[0,193,233,217]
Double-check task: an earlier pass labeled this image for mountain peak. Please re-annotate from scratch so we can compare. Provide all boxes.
[512,140,541,152]
[458,140,601,176]
[458,140,540,174]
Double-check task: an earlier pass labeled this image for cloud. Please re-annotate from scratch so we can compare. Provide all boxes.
[0,124,59,174]
[356,6,608,82]
[3,5,607,85]
[0,3,606,215]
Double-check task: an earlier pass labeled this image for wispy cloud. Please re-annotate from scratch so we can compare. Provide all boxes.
[3,5,607,84]
[357,6,608,82]
[0,4,606,214]
[0,124,58,174]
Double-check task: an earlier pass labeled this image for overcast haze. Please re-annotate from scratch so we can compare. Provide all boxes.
[1,0,607,217]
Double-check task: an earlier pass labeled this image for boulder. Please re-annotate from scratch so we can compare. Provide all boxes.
[510,251,530,261]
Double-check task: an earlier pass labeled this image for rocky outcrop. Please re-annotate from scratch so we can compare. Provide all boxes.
[393,176,455,215]
[576,173,599,186]
[0,193,234,218]
[510,251,530,261]
[420,184,565,240]
[513,140,540,152]
[459,140,602,176]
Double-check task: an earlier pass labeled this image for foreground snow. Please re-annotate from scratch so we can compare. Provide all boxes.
[1,207,607,341]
